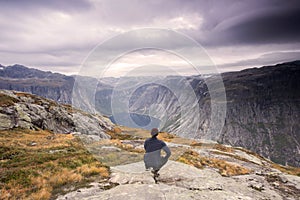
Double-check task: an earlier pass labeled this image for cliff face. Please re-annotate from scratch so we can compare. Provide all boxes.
[0,64,74,104]
[220,61,300,167]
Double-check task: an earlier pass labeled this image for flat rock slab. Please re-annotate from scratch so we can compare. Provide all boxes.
[56,182,104,200]
[110,161,155,184]
[58,161,288,200]
[88,183,194,200]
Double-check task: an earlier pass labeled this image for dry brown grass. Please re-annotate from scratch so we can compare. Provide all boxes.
[113,127,122,134]
[0,128,110,200]
[0,181,29,200]
[48,169,83,188]
[190,142,234,153]
[177,150,252,176]
[0,128,74,150]
[77,164,110,178]
[271,163,300,176]
[106,127,137,140]
[211,150,256,164]
[190,141,219,149]
[0,92,19,107]
[214,144,234,153]
[190,141,206,147]
[177,150,204,169]
[27,187,52,200]
[157,132,175,142]
[99,127,146,153]
[106,139,144,153]
[170,137,195,145]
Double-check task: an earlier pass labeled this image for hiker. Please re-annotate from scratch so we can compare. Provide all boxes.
[144,128,171,180]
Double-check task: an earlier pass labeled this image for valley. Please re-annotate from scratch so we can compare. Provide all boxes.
[1,61,299,167]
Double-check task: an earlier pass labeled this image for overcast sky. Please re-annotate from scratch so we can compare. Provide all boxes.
[0,0,299,77]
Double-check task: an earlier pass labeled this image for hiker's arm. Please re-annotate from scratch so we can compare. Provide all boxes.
[162,145,171,159]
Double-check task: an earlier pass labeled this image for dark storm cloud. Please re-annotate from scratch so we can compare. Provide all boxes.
[207,3,300,45]
[0,0,92,13]
[97,0,300,46]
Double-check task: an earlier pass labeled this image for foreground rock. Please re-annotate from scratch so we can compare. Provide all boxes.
[57,161,300,200]
[0,90,112,138]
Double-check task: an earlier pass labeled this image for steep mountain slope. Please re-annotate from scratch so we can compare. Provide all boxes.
[220,62,300,167]
[0,64,74,104]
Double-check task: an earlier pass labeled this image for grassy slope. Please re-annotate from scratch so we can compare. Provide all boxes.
[0,129,109,200]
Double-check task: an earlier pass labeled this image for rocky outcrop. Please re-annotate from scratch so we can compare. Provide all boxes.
[57,160,300,199]
[0,90,113,138]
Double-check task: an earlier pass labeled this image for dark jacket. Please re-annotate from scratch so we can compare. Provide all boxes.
[144,136,171,170]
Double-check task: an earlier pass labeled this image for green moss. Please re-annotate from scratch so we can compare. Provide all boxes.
[0,169,32,186]
[58,159,83,169]
[0,146,24,160]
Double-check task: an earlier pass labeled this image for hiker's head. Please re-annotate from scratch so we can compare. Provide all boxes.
[151,128,159,137]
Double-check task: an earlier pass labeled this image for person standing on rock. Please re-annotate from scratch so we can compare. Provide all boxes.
[144,128,171,182]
